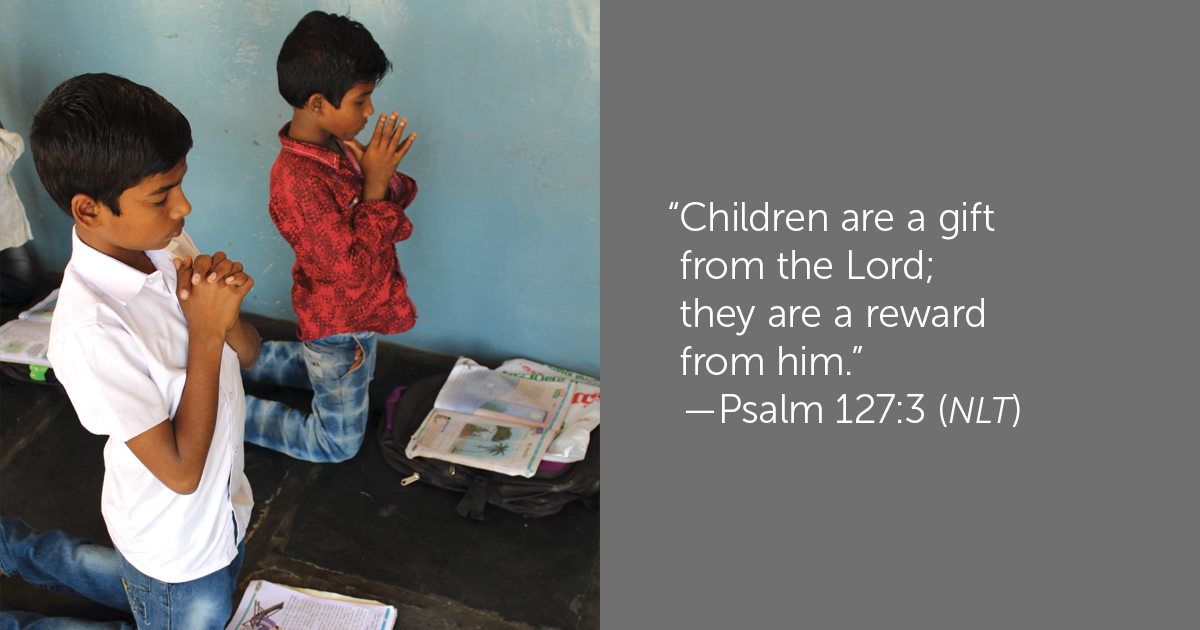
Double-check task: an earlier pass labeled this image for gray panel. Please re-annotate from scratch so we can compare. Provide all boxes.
[603,2,1198,627]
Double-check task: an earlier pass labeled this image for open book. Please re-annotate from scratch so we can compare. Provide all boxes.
[225,580,396,630]
[406,357,575,477]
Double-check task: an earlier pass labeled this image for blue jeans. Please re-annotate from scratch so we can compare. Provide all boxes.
[115,538,244,630]
[241,333,378,463]
[0,517,134,630]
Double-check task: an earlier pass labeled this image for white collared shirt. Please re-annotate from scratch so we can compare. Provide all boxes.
[48,228,252,583]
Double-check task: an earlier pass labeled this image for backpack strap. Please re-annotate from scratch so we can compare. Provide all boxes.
[456,472,491,521]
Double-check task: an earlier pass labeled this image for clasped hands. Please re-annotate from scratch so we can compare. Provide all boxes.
[173,252,253,335]
[344,112,416,202]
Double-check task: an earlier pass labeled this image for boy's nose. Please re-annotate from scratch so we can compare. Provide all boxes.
[364,99,374,117]
[174,195,192,218]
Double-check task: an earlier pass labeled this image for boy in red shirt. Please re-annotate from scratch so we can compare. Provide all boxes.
[242,11,418,462]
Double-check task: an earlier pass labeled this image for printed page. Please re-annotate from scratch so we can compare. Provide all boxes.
[494,358,601,463]
[406,407,566,477]
[226,580,396,630]
[434,357,572,428]
[0,319,52,366]
[496,357,601,386]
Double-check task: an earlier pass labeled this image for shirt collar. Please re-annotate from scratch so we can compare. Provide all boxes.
[69,227,177,306]
[278,123,345,171]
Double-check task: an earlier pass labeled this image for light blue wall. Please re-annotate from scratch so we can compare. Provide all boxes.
[0,0,600,377]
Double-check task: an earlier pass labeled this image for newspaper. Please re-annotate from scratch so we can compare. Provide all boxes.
[433,357,574,429]
[497,356,600,387]
[407,357,575,477]
[225,580,396,630]
[0,319,52,367]
[406,407,565,477]
[496,358,600,463]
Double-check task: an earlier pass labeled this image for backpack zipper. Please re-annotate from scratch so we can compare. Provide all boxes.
[401,466,454,488]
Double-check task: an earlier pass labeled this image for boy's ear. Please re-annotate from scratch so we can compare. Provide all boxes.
[71,193,108,229]
[305,93,327,116]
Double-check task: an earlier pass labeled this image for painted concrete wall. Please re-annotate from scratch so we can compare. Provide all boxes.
[0,0,600,376]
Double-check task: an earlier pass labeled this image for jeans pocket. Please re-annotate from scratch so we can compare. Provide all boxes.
[305,335,372,383]
[303,338,336,356]
[303,342,329,382]
[341,336,369,379]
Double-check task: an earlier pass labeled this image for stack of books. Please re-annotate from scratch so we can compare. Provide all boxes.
[404,357,576,477]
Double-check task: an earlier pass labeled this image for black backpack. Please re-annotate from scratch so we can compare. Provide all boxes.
[377,373,600,519]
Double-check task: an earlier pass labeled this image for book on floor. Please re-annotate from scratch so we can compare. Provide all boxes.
[225,580,396,630]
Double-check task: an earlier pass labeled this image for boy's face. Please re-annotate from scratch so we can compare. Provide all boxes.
[88,159,191,262]
[321,81,376,141]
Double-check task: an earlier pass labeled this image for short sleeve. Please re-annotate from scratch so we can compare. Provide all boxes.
[51,323,170,442]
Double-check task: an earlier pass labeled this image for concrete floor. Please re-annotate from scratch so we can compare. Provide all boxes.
[0,277,600,629]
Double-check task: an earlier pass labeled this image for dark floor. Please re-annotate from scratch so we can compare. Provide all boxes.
[0,275,599,629]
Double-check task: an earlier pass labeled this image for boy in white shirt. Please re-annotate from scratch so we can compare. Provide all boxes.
[31,73,261,629]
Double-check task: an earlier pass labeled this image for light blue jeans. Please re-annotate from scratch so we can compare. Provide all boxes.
[241,333,378,463]
[115,537,244,630]
[0,517,134,630]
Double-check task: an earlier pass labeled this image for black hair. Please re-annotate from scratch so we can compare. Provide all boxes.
[277,11,392,109]
[29,73,192,217]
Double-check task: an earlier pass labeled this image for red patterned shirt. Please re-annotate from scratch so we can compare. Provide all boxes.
[269,123,418,341]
